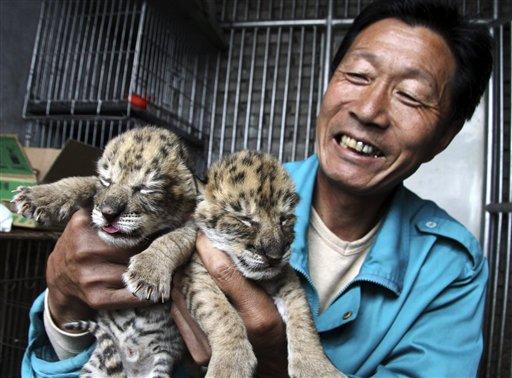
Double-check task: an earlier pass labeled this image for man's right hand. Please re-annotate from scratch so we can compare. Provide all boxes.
[46,208,149,331]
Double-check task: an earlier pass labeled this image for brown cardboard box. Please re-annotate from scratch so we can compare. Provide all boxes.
[1,135,101,229]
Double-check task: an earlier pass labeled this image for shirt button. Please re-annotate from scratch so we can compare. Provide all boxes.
[343,311,352,320]
[425,221,437,228]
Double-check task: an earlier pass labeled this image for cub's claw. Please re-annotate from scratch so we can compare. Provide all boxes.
[123,251,171,303]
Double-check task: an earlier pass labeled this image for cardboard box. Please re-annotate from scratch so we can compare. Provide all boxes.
[0,135,101,229]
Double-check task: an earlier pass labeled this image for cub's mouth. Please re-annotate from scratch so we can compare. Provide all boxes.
[99,224,141,239]
[101,224,121,234]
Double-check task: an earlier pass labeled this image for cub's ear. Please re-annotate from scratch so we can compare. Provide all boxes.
[195,178,205,196]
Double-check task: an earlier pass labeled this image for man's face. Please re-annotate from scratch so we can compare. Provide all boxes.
[315,18,457,195]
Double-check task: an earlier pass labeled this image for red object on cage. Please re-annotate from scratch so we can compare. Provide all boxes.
[128,94,148,109]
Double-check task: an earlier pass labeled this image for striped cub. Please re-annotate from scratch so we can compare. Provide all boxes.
[13,126,197,377]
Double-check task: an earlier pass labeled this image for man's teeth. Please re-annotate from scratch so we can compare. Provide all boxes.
[340,135,382,157]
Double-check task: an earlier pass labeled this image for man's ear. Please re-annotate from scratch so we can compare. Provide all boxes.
[425,118,465,162]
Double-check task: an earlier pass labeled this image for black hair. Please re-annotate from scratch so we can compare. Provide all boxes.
[330,0,493,125]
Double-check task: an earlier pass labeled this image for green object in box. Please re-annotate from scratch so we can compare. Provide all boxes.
[0,178,36,202]
[0,135,33,176]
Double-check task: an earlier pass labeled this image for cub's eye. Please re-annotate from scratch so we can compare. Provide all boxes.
[99,177,111,187]
[233,216,256,228]
[136,186,163,195]
[280,215,294,226]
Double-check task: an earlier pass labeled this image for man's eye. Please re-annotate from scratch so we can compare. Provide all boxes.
[346,72,369,84]
[397,91,423,107]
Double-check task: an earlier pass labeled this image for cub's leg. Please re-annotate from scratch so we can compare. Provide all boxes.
[276,268,346,378]
[124,221,197,303]
[12,176,97,225]
[64,320,125,378]
[181,254,257,378]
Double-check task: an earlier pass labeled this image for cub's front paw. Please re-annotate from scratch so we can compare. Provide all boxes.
[123,250,171,303]
[289,353,345,378]
[206,345,257,378]
[11,186,72,225]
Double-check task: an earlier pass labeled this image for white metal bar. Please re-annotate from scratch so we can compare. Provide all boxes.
[119,0,138,100]
[243,29,257,149]
[256,28,270,151]
[59,0,80,99]
[292,26,305,161]
[208,53,221,166]
[45,0,67,113]
[219,30,235,158]
[278,27,293,162]
[304,26,318,159]
[231,30,245,153]
[323,0,333,91]
[53,0,73,101]
[23,0,46,118]
[267,27,282,154]
[96,0,117,104]
[82,0,102,100]
[496,24,507,375]
[127,1,147,116]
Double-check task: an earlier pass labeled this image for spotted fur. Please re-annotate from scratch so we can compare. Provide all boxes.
[13,126,198,377]
[181,151,344,378]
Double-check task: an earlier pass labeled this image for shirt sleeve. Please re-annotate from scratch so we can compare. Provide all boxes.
[21,291,95,378]
[43,290,94,360]
[371,257,488,378]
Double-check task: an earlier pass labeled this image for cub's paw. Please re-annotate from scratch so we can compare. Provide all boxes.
[11,186,72,225]
[206,345,257,378]
[123,250,171,303]
[289,353,345,378]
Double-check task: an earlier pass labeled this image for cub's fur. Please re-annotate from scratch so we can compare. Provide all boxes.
[181,151,344,378]
[13,126,197,377]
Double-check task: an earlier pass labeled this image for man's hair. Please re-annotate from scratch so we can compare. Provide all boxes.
[331,0,493,125]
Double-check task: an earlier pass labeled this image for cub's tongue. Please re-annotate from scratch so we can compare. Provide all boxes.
[102,225,120,234]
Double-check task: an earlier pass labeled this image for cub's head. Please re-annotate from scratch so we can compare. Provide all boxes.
[92,126,196,247]
[195,151,299,280]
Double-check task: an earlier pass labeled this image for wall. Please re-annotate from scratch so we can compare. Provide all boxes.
[0,0,41,142]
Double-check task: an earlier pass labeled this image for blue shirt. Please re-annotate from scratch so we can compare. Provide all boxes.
[23,155,487,377]
[286,155,488,377]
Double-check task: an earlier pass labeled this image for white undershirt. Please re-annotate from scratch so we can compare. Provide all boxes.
[43,290,93,360]
[308,208,380,313]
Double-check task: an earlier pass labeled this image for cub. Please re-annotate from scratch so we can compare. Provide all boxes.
[13,126,197,377]
[180,150,344,378]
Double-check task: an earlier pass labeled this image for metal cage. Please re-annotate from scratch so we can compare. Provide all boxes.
[23,0,218,144]
[0,235,58,377]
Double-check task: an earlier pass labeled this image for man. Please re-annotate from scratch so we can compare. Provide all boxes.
[22,0,493,376]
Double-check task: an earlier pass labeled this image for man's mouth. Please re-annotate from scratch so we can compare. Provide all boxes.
[335,134,384,158]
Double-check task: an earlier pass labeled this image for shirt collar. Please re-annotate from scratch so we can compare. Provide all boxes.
[288,154,409,296]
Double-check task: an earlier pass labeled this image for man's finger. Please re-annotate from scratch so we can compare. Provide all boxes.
[94,288,154,310]
[171,301,211,366]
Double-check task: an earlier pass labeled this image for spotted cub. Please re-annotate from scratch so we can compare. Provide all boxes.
[180,151,344,378]
[13,126,197,377]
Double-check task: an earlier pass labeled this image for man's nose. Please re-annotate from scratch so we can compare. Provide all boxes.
[349,83,390,128]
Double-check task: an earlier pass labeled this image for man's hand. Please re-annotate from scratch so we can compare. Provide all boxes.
[171,233,288,376]
[46,208,149,330]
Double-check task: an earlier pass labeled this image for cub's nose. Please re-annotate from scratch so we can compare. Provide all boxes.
[101,205,124,223]
[266,256,281,266]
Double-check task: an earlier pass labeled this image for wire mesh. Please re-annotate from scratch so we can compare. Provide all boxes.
[24,0,218,143]
[0,237,56,377]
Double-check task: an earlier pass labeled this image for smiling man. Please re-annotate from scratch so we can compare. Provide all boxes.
[172,1,493,377]
[23,0,493,377]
